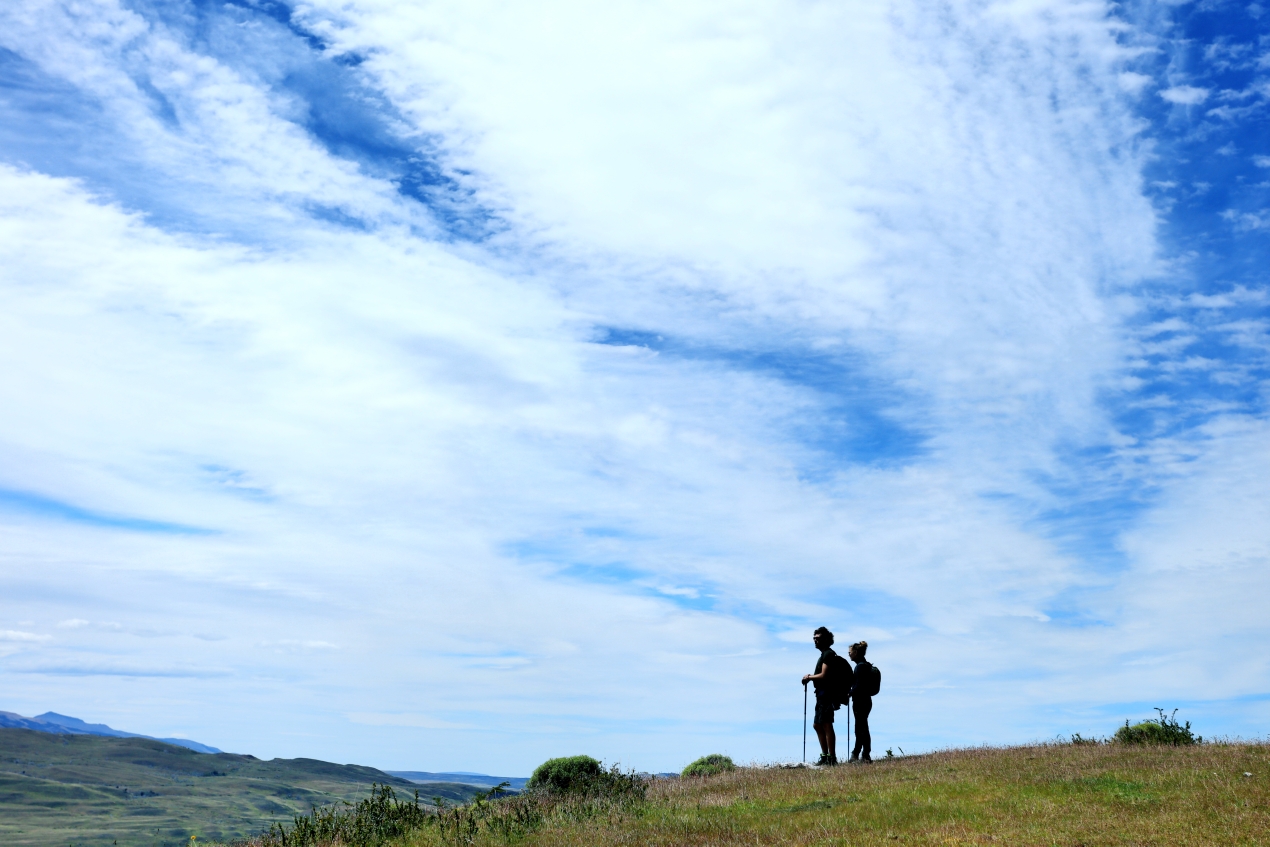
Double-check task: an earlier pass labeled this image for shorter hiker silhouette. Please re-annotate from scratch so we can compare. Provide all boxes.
[848,640,877,763]
[801,626,851,765]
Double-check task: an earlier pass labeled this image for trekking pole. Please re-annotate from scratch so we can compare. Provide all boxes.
[802,681,808,763]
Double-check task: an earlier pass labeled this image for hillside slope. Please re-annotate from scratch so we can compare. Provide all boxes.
[0,728,482,847]
[394,741,1269,847]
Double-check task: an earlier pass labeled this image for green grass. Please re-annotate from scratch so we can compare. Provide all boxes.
[9,727,1268,846]
[387,741,1269,847]
[0,728,484,847]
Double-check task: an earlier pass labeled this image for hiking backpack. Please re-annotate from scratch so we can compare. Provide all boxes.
[827,653,853,706]
[863,662,881,697]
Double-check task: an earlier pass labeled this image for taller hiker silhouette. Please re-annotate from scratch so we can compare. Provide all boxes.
[801,626,851,765]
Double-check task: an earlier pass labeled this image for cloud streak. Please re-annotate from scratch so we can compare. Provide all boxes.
[0,0,1266,773]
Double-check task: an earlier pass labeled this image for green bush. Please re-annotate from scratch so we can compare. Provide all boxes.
[1114,708,1200,746]
[682,754,736,778]
[527,755,604,794]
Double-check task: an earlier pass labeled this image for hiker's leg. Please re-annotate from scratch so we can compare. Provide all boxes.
[825,722,836,761]
[813,696,836,760]
[853,697,872,761]
[813,722,829,753]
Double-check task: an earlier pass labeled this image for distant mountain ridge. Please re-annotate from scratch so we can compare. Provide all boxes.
[388,770,529,790]
[0,709,221,753]
[2,710,537,790]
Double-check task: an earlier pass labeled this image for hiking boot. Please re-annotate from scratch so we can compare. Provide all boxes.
[848,753,860,763]
[829,754,839,766]
[815,753,832,766]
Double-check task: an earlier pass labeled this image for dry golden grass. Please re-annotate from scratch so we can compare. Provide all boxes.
[402,742,1268,847]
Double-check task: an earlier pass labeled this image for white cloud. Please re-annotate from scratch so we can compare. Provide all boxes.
[1159,85,1211,105]
[1116,421,1270,693]
[2,0,1263,772]
[1221,208,1270,230]
[1118,72,1154,94]
[0,630,52,642]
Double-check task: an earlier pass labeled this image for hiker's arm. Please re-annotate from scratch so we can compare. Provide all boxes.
[802,665,828,685]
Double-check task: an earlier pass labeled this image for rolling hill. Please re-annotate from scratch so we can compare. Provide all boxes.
[0,727,484,847]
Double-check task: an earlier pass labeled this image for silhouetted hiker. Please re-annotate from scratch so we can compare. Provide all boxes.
[801,626,850,765]
[848,640,875,763]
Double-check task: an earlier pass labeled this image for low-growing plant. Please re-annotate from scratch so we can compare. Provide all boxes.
[1071,733,1100,746]
[682,753,736,778]
[1114,708,1201,746]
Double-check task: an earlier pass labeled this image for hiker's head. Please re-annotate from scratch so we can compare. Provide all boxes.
[813,626,834,648]
[849,641,867,661]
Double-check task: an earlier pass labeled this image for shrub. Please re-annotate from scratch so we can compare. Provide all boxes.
[1114,708,1200,746]
[682,754,736,778]
[258,783,429,847]
[527,755,604,794]
[432,766,647,844]
[259,766,649,847]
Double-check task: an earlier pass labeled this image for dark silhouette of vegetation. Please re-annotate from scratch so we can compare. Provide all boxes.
[1115,708,1201,746]
[682,753,736,778]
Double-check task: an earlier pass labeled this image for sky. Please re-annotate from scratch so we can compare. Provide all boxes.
[0,0,1267,776]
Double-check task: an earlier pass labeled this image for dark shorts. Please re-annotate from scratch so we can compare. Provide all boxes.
[814,694,837,725]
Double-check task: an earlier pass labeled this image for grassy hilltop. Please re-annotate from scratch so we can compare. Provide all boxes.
[0,727,484,847]
[376,741,1269,847]
[6,726,1267,846]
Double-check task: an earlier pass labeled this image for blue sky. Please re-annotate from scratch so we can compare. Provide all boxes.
[0,0,1267,775]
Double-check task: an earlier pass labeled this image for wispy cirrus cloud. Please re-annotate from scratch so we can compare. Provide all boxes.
[0,0,1266,773]
[10,663,231,678]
